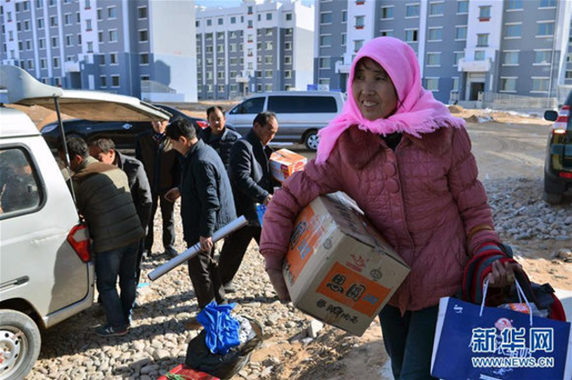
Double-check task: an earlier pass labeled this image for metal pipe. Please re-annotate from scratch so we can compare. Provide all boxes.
[54,97,77,203]
[148,216,248,281]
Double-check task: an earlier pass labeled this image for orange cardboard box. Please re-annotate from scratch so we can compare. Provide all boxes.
[283,193,410,336]
[270,148,307,183]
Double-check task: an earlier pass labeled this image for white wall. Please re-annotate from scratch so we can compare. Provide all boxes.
[148,0,197,102]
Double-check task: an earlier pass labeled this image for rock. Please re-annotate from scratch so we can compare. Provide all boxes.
[308,319,324,338]
[557,248,572,261]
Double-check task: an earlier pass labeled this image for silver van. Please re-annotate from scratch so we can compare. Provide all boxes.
[225,91,345,150]
[0,65,170,379]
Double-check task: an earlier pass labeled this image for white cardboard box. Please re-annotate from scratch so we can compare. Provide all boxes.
[282,193,410,336]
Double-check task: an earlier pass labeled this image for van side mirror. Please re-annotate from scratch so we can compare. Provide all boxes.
[544,110,558,121]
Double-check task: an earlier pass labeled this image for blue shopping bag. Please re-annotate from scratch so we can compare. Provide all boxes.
[431,280,572,380]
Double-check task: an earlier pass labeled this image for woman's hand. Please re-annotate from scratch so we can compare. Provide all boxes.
[486,260,522,288]
[266,268,291,302]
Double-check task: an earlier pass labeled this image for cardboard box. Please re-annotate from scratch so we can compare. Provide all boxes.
[270,148,307,183]
[283,193,410,336]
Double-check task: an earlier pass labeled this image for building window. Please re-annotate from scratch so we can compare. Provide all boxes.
[284,41,292,50]
[50,15,57,27]
[406,4,420,17]
[265,41,272,50]
[97,8,102,20]
[474,50,486,61]
[424,78,438,91]
[341,33,347,45]
[265,70,273,78]
[39,38,45,49]
[479,6,491,20]
[217,72,224,80]
[248,20,253,28]
[53,57,60,68]
[138,6,147,18]
[139,30,148,42]
[285,28,293,36]
[110,53,118,64]
[565,71,572,79]
[506,0,522,10]
[531,78,549,92]
[77,34,82,44]
[429,2,444,16]
[457,0,468,14]
[505,24,522,38]
[87,41,93,52]
[380,30,393,37]
[100,76,107,87]
[540,0,556,7]
[284,70,291,79]
[342,10,347,22]
[99,55,105,65]
[476,33,489,47]
[319,57,330,69]
[265,56,272,64]
[500,77,517,92]
[537,22,554,37]
[452,77,459,91]
[85,19,92,31]
[405,29,418,42]
[426,52,441,66]
[64,13,72,25]
[98,31,103,42]
[355,16,364,29]
[381,6,393,19]
[534,50,551,65]
[51,37,58,48]
[320,12,332,24]
[502,51,519,65]
[40,58,46,69]
[428,28,442,41]
[320,35,332,46]
[217,17,223,25]
[109,30,118,42]
[140,53,149,64]
[107,6,116,19]
[266,13,272,21]
[284,56,292,64]
[37,18,44,29]
[354,40,364,52]
[66,35,73,46]
[111,75,120,87]
[285,13,292,21]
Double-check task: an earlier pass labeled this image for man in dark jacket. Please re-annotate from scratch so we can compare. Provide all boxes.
[164,118,236,313]
[136,119,179,257]
[88,138,152,285]
[60,137,144,337]
[218,112,279,291]
[198,106,241,171]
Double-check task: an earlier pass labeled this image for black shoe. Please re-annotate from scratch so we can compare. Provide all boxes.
[164,247,178,258]
[95,324,128,337]
[223,282,236,293]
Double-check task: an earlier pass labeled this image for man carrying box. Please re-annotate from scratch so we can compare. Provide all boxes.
[217,112,279,292]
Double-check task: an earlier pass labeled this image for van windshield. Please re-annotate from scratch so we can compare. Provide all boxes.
[267,96,338,113]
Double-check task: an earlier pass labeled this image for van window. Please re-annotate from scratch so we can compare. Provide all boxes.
[0,148,41,217]
[230,97,265,114]
[267,96,338,113]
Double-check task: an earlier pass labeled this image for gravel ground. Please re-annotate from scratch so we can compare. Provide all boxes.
[26,175,571,380]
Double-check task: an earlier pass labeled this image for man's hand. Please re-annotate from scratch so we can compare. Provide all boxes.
[199,236,213,252]
[266,268,291,302]
[487,260,522,288]
[263,194,273,206]
[164,187,180,202]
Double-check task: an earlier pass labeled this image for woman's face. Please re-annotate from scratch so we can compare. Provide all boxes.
[351,58,398,121]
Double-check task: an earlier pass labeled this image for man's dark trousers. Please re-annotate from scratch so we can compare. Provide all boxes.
[187,246,226,309]
[218,225,261,285]
[145,191,175,253]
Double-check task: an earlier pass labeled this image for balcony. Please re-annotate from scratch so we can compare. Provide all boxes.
[458,57,491,73]
[64,59,80,72]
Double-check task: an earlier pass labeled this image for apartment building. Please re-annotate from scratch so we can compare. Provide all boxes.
[195,0,314,100]
[315,0,572,104]
[0,0,197,102]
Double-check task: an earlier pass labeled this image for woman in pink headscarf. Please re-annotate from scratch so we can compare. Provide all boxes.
[259,37,517,378]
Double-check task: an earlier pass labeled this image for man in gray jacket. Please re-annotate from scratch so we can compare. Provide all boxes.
[88,138,152,286]
[60,137,144,337]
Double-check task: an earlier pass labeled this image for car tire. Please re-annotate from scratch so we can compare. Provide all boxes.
[304,130,319,151]
[0,310,41,379]
[543,191,563,205]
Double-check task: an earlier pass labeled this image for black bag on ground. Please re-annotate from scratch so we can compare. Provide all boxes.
[185,317,263,379]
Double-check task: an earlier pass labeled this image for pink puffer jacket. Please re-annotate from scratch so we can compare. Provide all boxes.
[260,125,500,313]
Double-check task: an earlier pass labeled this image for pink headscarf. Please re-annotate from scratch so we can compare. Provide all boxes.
[316,37,465,164]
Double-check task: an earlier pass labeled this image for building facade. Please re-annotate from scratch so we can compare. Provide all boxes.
[195,0,314,100]
[315,0,572,104]
[0,0,197,102]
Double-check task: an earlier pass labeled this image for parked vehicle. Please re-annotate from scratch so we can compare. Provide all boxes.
[225,91,345,150]
[41,104,207,151]
[0,65,170,379]
[543,90,572,204]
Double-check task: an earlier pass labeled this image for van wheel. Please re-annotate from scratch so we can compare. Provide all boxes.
[543,191,562,205]
[0,310,41,379]
[304,130,319,151]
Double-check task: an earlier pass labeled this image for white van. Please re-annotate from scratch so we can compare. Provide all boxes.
[0,65,170,379]
[225,91,345,150]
